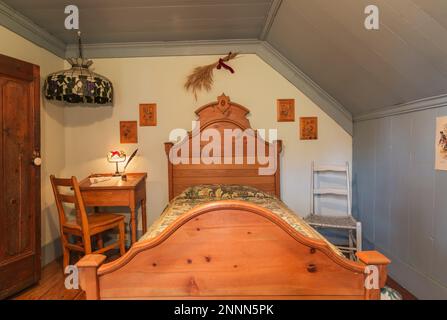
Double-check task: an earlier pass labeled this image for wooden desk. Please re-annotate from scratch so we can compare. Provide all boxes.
[79,173,147,245]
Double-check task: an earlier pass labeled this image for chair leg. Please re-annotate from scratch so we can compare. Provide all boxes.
[83,234,93,255]
[348,230,354,248]
[356,222,362,252]
[348,230,355,260]
[96,234,104,250]
[62,246,70,270]
[118,220,126,256]
[61,233,70,270]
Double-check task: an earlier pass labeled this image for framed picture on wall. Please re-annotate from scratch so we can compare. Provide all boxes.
[436,116,447,170]
[277,99,295,122]
[120,121,138,144]
[140,103,157,126]
[300,117,318,140]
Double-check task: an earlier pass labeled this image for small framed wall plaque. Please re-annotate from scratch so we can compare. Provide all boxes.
[140,103,157,126]
[120,121,138,144]
[300,117,318,140]
[277,99,295,122]
[436,116,447,170]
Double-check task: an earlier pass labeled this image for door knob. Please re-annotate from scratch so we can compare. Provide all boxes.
[33,157,42,166]
[32,150,41,166]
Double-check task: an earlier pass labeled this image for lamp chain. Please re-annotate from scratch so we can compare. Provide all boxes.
[77,31,83,59]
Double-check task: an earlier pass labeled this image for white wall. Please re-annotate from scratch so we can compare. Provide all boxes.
[0,26,65,261]
[63,54,352,227]
[354,108,447,299]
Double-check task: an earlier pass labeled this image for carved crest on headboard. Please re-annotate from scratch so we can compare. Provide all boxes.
[194,93,251,131]
[216,93,231,115]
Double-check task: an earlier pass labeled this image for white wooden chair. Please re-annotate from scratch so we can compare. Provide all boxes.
[304,161,362,260]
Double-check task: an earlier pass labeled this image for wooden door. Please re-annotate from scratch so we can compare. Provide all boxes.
[0,54,41,299]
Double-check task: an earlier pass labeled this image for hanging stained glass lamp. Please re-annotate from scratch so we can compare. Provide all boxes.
[44,31,113,105]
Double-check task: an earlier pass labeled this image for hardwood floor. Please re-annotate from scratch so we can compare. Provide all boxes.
[9,258,417,300]
[10,259,85,300]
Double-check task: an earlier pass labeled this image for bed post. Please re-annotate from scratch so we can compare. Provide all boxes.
[356,251,391,300]
[77,254,106,300]
[275,140,282,199]
[164,142,174,201]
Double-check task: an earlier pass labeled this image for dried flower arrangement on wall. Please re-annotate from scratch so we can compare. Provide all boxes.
[140,103,157,126]
[300,117,318,140]
[277,99,295,122]
[184,52,238,99]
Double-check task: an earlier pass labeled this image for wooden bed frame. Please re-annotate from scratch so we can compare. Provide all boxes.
[78,94,390,300]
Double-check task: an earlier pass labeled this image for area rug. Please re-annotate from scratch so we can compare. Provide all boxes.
[381,286,403,300]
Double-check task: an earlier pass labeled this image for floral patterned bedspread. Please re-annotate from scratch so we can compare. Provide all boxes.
[139,185,342,256]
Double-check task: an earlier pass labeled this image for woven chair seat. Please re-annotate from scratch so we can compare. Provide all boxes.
[304,215,358,230]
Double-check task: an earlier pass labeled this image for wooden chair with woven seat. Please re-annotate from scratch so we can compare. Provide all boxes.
[50,175,126,269]
[304,162,362,260]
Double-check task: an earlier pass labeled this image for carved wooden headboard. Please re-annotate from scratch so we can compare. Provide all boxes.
[164,94,283,200]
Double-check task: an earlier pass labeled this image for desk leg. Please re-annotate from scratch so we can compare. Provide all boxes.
[130,205,137,244]
[141,199,147,234]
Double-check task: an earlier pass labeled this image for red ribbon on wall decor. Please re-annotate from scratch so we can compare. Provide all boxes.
[184,52,239,99]
[217,55,235,74]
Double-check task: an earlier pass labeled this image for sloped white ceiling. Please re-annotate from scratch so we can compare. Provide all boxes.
[2,0,273,43]
[268,0,447,115]
[2,0,447,116]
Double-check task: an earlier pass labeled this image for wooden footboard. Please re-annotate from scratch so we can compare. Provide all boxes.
[77,201,390,300]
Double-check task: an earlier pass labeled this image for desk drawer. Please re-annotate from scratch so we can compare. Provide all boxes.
[82,190,130,206]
